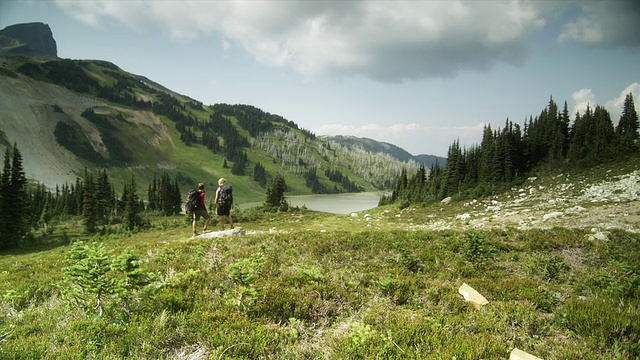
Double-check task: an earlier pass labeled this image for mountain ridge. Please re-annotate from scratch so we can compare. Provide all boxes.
[319,135,447,167]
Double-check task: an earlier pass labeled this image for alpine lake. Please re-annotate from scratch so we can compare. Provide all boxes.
[240,192,385,214]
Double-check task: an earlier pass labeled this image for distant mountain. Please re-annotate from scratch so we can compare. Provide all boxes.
[414,154,447,167]
[0,22,57,57]
[0,23,422,202]
[319,135,447,167]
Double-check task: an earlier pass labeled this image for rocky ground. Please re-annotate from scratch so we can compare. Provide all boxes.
[368,168,640,234]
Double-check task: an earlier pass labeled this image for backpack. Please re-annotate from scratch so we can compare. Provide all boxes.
[185,189,200,212]
[219,185,233,204]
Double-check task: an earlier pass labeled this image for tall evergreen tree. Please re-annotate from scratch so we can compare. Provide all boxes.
[123,174,142,230]
[616,93,639,150]
[0,143,30,248]
[96,169,113,226]
[83,173,97,234]
[0,147,12,249]
[264,174,288,210]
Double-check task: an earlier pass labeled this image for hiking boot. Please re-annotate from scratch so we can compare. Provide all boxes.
[230,224,235,229]
[203,227,209,233]
[192,232,197,237]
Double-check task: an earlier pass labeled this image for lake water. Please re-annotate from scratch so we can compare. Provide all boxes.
[241,192,384,214]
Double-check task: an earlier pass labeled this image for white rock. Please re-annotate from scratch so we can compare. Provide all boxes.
[456,213,471,220]
[543,212,564,221]
[196,227,246,239]
[510,348,543,360]
[458,283,488,308]
[350,212,358,217]
[441,196,452,204]
[588,232,609,241]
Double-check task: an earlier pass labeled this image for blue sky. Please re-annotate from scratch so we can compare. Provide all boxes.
[2,0,639,157]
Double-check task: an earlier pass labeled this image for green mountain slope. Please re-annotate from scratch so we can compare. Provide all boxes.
[0,56,419,203]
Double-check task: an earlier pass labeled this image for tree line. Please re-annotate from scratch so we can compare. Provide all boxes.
[0,144,185,251]
[381,94,639,207]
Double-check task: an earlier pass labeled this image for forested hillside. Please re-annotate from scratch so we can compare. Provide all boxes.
[382,96,639,207]
[0,56,418,198]
[320,135,446,168]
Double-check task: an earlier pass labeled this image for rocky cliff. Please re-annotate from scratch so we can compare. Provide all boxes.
[0,22,57,57]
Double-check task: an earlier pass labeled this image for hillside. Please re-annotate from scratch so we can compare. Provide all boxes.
[320,135,447,167]
[0,55,419,203]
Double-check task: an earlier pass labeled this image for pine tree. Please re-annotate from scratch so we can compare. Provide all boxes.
[123,174,142,230]
[264,174,288,210]
[40,196,52,235]
[83,173,97,234]
[96,169,112,226]
[0,143,30,248]
[616,93,639,151]
[0,147,12,249]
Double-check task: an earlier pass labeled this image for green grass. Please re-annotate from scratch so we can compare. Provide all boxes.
[1,207,638,359]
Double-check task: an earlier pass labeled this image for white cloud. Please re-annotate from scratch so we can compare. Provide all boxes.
[221,39,231,52]
[54,0,546,82]
[571,88,596,116]
[315,122,485,157]
[570,83,640,121]
[558,1,640,47]
[605,83,640,121]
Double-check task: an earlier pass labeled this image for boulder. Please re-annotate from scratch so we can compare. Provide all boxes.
[510,348,543,360]
[458,283,488,308]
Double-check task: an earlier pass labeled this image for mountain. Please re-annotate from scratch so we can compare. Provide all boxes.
[320,135,447,167]
[0,22,57,57]
[0,23,421,203]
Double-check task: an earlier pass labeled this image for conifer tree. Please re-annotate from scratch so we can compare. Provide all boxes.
[253,162,267,187]
[265,174,288,210]
[0,143,30,248]
[123,175,142,230]
[40,196,52,235]
[616,93,639,150]
[83,172,97,234]
[0,147,11,249]
[147,173,158,212]
[96,169,113,226]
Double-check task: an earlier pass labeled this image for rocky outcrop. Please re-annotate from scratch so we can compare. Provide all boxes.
[0,22,57,57]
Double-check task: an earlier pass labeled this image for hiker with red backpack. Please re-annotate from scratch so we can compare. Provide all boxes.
[214,178,234,230]
[187,182,211,236]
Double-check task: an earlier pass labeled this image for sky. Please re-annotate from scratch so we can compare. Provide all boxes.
[2,0,639,157]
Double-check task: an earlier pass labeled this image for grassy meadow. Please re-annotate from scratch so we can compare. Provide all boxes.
[1,205,639,359]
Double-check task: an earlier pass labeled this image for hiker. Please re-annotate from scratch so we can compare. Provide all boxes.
[214,178,234,230]
[191,183,211,236]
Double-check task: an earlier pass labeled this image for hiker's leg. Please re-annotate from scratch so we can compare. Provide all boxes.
[204,217,210,231]
[228,215,234,228]
[219,215,225,229]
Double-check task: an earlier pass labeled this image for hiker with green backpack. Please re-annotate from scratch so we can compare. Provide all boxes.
[214,178,234,230]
